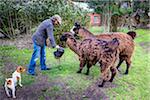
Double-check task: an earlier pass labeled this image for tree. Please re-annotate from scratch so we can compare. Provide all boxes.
[132,0,149,28]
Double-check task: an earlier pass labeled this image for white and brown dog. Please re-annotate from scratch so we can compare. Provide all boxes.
[4,66,26,98]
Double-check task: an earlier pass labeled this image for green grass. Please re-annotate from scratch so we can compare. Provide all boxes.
[107,45,150,99]
[0,28,150,99]
[135,29,150,43]
[89,26,105,34]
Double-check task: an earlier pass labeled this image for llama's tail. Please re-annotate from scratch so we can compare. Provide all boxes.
[127,31,136,39]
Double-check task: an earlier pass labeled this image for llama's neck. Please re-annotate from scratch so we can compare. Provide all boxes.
[66,38,80,56]
[78,28,94,39]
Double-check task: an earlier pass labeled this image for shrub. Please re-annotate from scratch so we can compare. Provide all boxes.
[0,0,89,41]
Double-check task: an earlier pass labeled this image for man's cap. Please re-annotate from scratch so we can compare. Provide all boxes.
[52,15,62,25]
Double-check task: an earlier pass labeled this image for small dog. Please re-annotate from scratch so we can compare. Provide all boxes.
[4,66,26,98]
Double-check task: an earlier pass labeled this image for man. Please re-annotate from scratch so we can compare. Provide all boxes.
[28,15,62,75]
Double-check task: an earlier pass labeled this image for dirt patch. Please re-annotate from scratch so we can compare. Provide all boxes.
[1,60,18,79]
[0,69,111,100]
[0,34,33,49]
[82,79,117,100]
[0,74,82,100]
[139,42,150,53]
[0,74,51,100]
[3,60,17,72]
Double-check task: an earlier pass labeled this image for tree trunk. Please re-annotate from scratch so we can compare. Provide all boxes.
[104,15,107,32]
[110,14,118,32]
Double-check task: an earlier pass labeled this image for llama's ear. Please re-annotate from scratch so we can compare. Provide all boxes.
[111,38,119,47]
[112,38,118,43]
[74,22,79,26]
[74,22,81,28]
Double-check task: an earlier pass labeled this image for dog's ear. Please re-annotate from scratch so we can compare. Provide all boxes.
[20,66,26,72]
[17,66,26,73]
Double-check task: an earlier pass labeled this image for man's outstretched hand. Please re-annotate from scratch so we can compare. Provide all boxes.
[56,45,60,49]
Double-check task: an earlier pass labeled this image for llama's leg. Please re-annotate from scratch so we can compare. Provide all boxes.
[124,58,131,74]
[77,60,86,73]
[98,62,111,87]
[98,71,110,87]
[116,58,124,70]
[98,80,106,87]
[85,62,92,75]
[109,67,117,82]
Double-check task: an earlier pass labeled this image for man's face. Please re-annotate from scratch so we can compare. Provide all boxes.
[54,20,60,26]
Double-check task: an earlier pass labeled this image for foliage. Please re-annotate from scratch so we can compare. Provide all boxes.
[88,0,133,16]
[0,0,89,39]
[133,0,149,25]
[88,0,149,31]
[88,1,133,32]
[133,0,149,12]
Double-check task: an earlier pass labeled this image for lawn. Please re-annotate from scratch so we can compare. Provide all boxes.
[0,28,150,99]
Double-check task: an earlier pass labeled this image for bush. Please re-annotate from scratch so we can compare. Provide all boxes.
[0,0,89,40]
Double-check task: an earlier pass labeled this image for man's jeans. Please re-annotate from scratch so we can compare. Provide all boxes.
[28,42,47,74]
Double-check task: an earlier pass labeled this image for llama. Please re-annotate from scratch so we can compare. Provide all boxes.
[70,22,136,74]
[60,32,120,87]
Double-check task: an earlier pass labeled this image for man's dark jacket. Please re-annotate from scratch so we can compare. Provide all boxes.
[32,18,56,47]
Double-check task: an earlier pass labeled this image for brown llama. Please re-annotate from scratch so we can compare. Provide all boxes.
[70,22,136,74]
[60,32,120,87]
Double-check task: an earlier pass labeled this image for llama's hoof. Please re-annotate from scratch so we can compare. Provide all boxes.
[98,84,103,87]
[109,79,113,82]
[85,72,89,75]
[77,71,81,73]
[124,72,128,75]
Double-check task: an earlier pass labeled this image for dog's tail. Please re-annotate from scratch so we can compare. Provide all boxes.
[127,31,136,39]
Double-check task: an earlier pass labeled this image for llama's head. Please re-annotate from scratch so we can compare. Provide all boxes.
[70,22,94,39]
[70,22,81,35]
[127,31,136,39]
[60,32,74,42]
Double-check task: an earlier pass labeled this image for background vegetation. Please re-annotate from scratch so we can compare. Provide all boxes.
[0,0,89,40]
[88,0,149,32]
